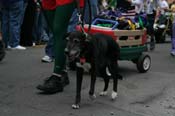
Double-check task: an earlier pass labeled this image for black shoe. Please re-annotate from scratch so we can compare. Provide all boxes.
[61,71,70,86]
[36,75,64,94]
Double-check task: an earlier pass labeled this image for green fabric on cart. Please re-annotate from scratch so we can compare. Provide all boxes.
[96,23,113,28]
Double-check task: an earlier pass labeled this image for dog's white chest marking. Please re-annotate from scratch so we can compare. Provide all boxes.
[76,62,91,72]
[106,67,111,76]
[76,62,111,75]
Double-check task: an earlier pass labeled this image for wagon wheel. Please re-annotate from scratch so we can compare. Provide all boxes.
[136,54,151,73]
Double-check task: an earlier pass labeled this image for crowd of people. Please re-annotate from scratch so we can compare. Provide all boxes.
[0,0,175,93]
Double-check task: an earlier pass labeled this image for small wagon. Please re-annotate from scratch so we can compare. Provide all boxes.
[77,18,151,73]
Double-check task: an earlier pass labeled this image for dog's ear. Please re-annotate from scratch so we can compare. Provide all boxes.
[64,32,70,40]
[80,33,86,39]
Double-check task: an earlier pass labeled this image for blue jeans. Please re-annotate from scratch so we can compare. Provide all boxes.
[33,10,50,43]
[67,9,78,33]
[45,31,54,58]
[67,0,98,32]
[84,0,98,23]
[2,1,24,47]
[21,1,28,26]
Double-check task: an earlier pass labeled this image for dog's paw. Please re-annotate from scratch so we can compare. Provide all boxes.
[89,94,96,100]
[111,91,118,100]
[72,104,80,109]
[99,91,108,96]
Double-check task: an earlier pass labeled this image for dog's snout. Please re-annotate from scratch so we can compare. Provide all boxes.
[70,50,78,56]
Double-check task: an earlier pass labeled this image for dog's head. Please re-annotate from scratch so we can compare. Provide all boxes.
[64,31,89,62]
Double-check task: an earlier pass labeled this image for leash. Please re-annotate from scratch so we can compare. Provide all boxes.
[75,0,92,34]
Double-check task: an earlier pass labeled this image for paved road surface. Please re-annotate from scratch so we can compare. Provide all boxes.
[0,42,175,116]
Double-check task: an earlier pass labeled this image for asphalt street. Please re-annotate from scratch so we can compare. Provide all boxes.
[0,40,175,116]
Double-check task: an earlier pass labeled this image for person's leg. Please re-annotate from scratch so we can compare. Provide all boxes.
[32,9,40,44]
[1,6,9,48]
[20,0,35,47]
[21,1,28,26]
[53,3,75,74]
[41,10,55,62]
[84,0,98,23]
[45,31,54,56]
[34,10,45,44]
[0,7,5,61]
[42,31,54,62]
[171,21,175,56]
[67,9,78,33]
[39,11,50,42]
[147,14,155,51]
[9,1,26,49]
[43,10,55,32]
[37,4,74,93]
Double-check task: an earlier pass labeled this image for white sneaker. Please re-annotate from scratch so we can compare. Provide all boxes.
[32,42,36,46]
[170,51,175,56]
[7,45,11,49]
[41,55,53,63]
[11,45,26,50]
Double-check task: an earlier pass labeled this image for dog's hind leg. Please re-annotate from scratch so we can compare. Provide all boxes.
[100,69,110,96]
[72,67,84,109]
[89,63,97,100]
[109,62,119,100]
[111,77,118,100]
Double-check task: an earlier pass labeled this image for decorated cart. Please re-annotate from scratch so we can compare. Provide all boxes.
[77,18,151,73]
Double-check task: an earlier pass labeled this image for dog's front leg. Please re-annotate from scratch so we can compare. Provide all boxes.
[89,62,96,100]
[72,67,84,109]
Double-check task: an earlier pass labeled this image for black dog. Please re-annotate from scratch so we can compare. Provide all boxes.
[65,31,122,109]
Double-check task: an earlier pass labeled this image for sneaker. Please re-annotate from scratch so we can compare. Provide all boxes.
[170,51,175,56]
[11,45,26,50]
[36,75,64,94]
[41,55,53,63]
[7,45,11,49]
[32,42,36,46]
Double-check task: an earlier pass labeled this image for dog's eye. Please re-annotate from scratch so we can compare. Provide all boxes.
[65,37,70,41]
[73,38,80,43]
